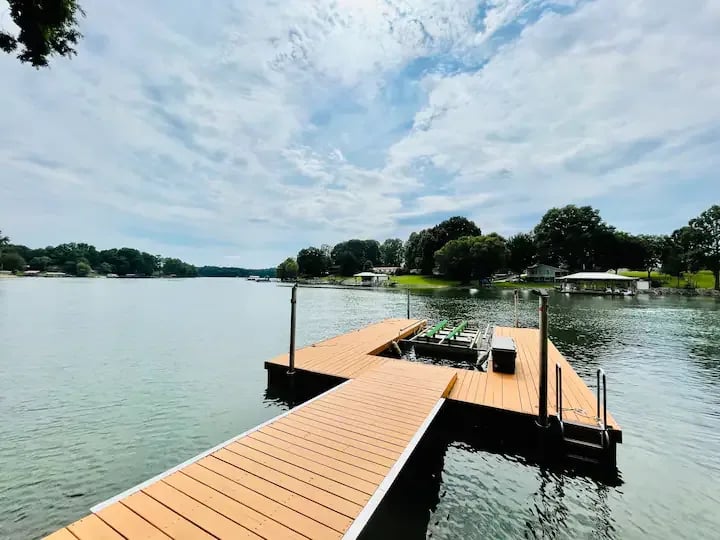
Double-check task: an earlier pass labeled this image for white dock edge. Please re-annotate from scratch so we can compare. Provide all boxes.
[342,397,445,540]
[90,380,351,513]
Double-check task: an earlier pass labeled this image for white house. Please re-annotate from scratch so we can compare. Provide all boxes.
[525,263,568,282]
[353,272,389,286]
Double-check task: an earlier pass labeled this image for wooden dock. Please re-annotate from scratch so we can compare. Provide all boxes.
[45,318,620,539]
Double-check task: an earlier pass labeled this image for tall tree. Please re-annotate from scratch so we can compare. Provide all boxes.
[379,238,404,266]
[363,240,381,266]
[637,234,666,281]
[297,247,329,277]
[434,237,477,282]
[689,205,720,290]
[434,234,506,282]
[406,216,481,274]
[403,231,424,270]
[662,227,701,286]
[0,0,85,68]
[0,252,26,272]
[506,233,535,274]
[276,258,299,280]
[534,205,609,271]
[163,258,197,277]
[471,233,507,279]
[330,239,379,275]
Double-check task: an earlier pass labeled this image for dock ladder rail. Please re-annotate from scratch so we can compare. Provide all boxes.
[555,363,563,427]
[597,368,609,448]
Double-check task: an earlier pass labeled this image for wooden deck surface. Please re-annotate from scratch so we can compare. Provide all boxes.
[45,359,456,540]
[267,320,619,430]
[266,318,423,379]
[448,327,619,429]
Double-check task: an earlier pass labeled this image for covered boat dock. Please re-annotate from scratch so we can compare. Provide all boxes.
[556,272,638,296]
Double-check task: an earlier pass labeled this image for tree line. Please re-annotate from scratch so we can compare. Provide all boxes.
[0,235,198,277]
[280,204,720,290]
[277,238,405,280]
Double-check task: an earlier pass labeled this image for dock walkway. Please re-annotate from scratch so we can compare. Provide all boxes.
[45,339,455,539]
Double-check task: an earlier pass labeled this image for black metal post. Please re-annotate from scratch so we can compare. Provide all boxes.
[288,284,297,375]
[407,288,410,319]
[597,369,601,425]
[603,372,607,428]
[538,293,549,428]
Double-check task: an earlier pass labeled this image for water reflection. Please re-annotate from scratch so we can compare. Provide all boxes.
[357,410,622,540]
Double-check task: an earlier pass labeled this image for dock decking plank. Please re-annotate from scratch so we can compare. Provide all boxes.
[268,421,397,466]
[120,491,216,539]
[67,514,125,540]
[198,456,352,533]
[180,463,339,539]
[255,427,391,476]
[209,450,362,519]
[96,502,171,539]
[42,529,77,540]
[221,443,369,507]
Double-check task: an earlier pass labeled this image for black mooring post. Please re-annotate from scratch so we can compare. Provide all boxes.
[407,288,411,319]
[537,292,549,428]
[288,283,297,375]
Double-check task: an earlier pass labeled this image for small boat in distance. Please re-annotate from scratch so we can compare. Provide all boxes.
[247,275,260,281]
[256,276,271,282]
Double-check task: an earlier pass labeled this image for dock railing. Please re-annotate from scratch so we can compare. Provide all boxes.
[596,368,607,430]
[555,363,563,424]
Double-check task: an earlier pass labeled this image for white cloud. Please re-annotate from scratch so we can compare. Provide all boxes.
[389,0,720,233]
[1,0,718,265]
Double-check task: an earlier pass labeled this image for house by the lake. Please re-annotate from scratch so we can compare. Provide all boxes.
[353,271,390,286]
[525,263,568,282]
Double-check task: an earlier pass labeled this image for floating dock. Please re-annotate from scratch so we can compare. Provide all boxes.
[45,318,621,539]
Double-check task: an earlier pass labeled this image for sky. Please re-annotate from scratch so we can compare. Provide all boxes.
[1,0,719,267]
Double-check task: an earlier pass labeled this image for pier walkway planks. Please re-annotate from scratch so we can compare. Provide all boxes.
[45,359,456,540]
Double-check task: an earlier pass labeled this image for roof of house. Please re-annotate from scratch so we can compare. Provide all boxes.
[527,263,565,271]
[558,272,636,281]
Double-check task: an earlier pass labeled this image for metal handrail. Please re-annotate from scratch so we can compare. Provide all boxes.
[596,368,607,430]
[555,363,563,423]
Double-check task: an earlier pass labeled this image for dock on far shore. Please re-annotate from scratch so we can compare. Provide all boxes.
[45,318,621,540]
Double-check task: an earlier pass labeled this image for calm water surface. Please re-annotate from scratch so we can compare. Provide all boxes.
[1,279,719,539]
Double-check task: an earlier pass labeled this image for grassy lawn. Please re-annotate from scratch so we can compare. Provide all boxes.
[620,270,715,289]
[389,275,461,288]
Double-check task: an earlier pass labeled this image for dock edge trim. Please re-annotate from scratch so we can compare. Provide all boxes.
[90,379,352,513]
[342,397,446,540]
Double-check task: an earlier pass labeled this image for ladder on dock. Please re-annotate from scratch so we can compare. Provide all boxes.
[555,365,618,466]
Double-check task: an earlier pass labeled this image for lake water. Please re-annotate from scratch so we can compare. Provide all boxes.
[1,278,719,539]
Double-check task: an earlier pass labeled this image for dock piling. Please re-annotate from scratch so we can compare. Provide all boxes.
[407,288,410,319]
[537,292,549,428]
[288,283,297,375]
